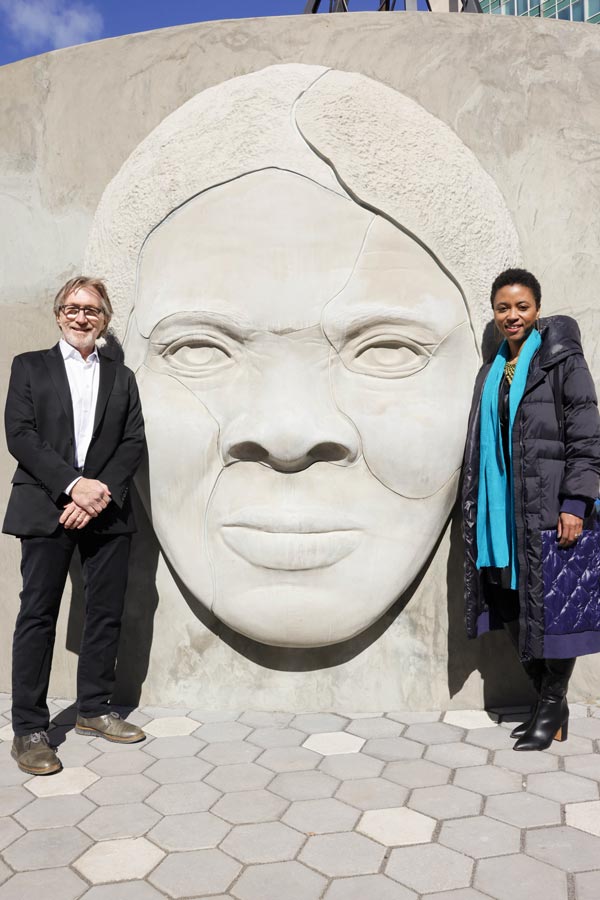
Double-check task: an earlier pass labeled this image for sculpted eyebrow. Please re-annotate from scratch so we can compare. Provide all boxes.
[149,312,253,342]
[323,312,441,345]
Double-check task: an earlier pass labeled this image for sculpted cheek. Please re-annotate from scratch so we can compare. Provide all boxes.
[331,323,478,499]
[135,366,221,609]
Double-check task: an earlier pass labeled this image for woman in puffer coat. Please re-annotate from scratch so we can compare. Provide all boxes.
[462,268,600,751]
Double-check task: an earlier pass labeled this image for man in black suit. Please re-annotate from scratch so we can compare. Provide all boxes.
[3,276,146,775]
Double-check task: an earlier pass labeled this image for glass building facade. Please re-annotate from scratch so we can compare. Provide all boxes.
[480,0,600,23]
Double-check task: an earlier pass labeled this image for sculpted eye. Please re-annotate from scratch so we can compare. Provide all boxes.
[164,339,232,373]
[349,336,430,378]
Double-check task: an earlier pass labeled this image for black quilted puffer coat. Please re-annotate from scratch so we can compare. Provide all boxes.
[462,315,600,660]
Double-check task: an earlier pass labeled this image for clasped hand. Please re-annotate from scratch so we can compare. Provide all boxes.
[60,478,111,530]
[557,512,583,549]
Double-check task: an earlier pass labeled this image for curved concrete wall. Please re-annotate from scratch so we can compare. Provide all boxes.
[1,13,599,709]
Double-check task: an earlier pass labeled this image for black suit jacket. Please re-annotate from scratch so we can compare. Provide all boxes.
[3,342,145,537]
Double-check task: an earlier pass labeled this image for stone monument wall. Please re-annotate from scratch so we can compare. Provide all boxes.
[1,13,599,709]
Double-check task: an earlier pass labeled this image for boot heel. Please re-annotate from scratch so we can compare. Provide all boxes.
[554,719,568,742]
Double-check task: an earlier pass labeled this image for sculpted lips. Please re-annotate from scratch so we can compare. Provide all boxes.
[220,509,362,570]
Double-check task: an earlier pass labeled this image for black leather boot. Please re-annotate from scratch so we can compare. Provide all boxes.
[502,620,544,738]
[513,658,576,751]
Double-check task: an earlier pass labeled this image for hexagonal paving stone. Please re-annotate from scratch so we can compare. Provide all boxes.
[77,883,165,900]
[575,871,600,900]
[425,742,489,768]
[205,762,273,792]
[231,860,326,900]
[387,711,441,724]
[140,706,191,719]
[150,849,241,898]
[282,797,360,834]
[324,874,416,899]
[24,767,99,799]
[428,890,516,900]
[200,740,261,765]
[144,756,213,785]
[291,714,348,734]
[443,710,499,729]
[84,773,156,805]
[194,722,252,743]
[300,832,385,876]
[74,837,165,883]
[221,821,305,863]
[408,784,481,819]
[143,717,198,737]
[3,826,91,871]
[50,739,100,769]
[148,811,231,851]
[526,825,600,872]
[492,748,558,774]
[88,749,153,776]
[247,727,307,749]
[145,781,221,815]
[0,817,24,851]
[358,807,435,846]
[362,737,424,761]
[404,722,464,745]
[269,770,338,801]
[465,727,514,750]
[453,765,522,796]
[188,710,240,724]
[527,771,598,803]
[545,734,594,757]
[239,711,294,728]
[0,868,87,900]
[258,745,322,772]
[383,759,450,788]
[475,853,567,900]
[485,791,561,827]
[566,799,600,836]
[14,795,93,831]
[319,752,383,780]
[566,717,600,739]
[144,735,204,758]
[386,843,473,893]
[212,788,289,824]
[79,802,161,840]
[336,777,408,811]
[0,862,9,887]
[346,718,404,739]
[303,732,364,756]
[565,753,600,780]
[439,814,520,858]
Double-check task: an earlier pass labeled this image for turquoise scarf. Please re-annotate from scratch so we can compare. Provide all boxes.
[476,328,542,589]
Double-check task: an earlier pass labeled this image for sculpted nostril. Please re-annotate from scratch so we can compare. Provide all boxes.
[308,442,353,463]
[227,442,269,464]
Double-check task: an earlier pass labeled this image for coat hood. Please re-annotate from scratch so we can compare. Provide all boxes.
[538,315,583,369]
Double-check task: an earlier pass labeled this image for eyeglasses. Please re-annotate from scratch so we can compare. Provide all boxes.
[59,305,104,320]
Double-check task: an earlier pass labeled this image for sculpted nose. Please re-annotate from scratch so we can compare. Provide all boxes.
[221,409,360,473]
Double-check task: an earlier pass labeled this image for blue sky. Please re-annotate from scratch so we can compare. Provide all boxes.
[0,1,428,68]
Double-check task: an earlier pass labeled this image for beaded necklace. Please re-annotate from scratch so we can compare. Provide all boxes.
[504,361,516,385]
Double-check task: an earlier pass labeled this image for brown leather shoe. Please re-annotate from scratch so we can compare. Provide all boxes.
[75,711,145,743]
[11,732,62,775]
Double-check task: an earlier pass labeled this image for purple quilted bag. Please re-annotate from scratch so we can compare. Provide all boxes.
[542,510,600,637]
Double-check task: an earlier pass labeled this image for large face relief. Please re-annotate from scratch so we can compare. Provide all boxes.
[128,169,479,646]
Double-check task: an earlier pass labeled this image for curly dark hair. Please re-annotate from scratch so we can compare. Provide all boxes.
[490,268,541,308]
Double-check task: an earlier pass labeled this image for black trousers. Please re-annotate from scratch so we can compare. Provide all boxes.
[12,529,131,736]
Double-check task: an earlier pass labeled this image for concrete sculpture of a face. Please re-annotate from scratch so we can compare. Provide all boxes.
[85,65,520,647]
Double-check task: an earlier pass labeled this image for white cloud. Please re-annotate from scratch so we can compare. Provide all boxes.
[0,0,103,53]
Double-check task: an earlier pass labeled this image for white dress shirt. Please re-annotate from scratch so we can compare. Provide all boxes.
[59,339,100,494]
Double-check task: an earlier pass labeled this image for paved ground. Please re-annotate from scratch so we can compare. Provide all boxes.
[0,696,599,899]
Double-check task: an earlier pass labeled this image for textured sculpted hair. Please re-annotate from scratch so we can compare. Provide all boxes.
[54,276,113,336]
[490,268,541,308]
[85,64,522,348]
